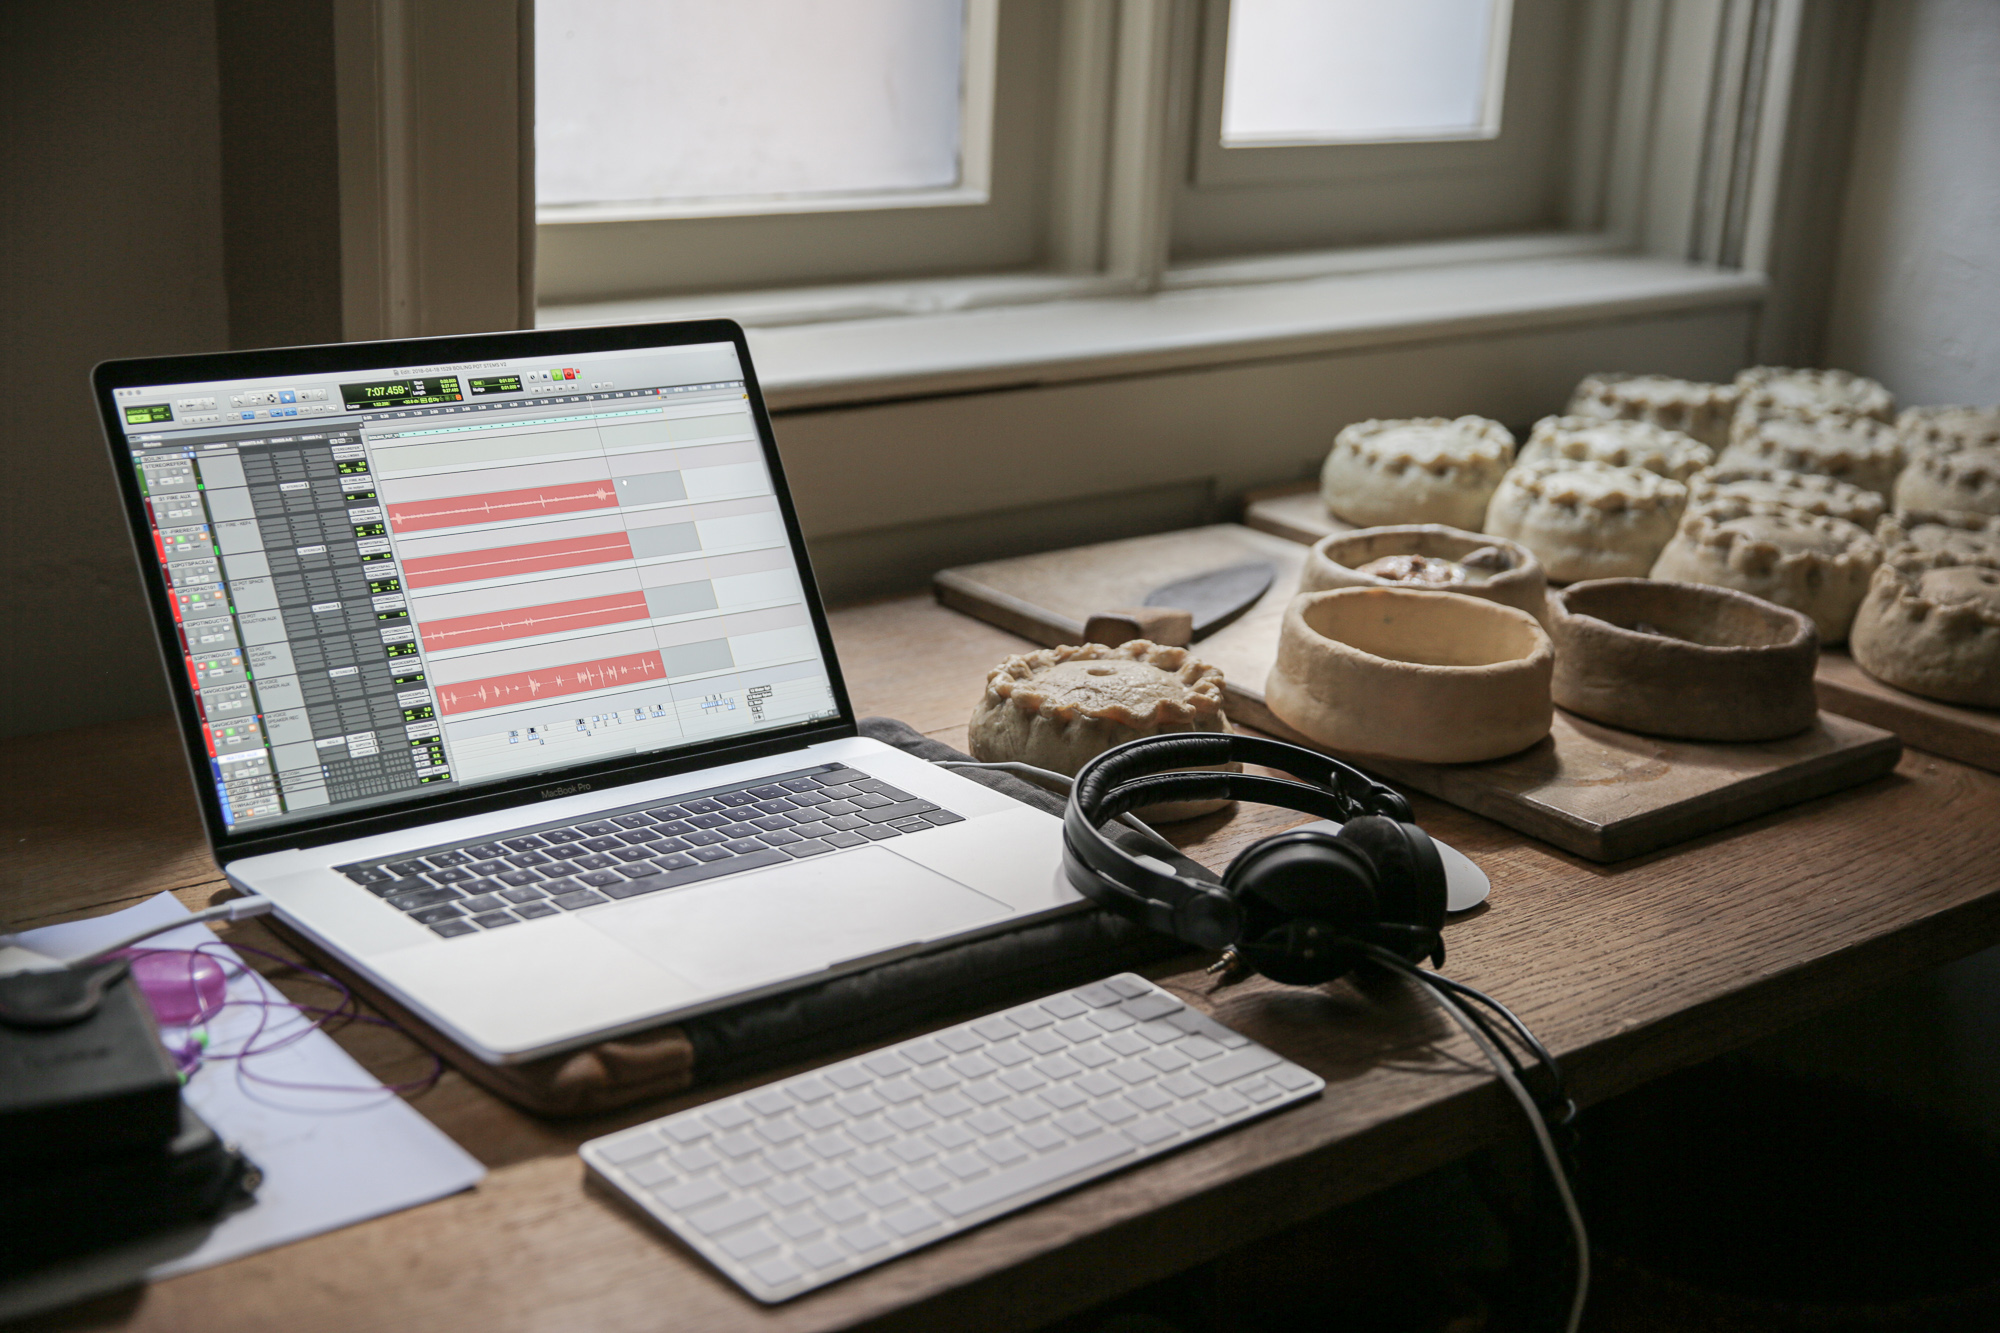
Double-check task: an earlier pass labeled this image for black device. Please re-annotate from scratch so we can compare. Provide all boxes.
[0,960,182,1168]
[1061,733,1448,985]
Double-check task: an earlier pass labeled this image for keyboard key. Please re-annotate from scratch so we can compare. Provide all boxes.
[507,852,551,868]
[935,1135,1134,1219]
[783,840,834,858]
[342,864,393,885]
[611,813,655,829]
[719,1226,780,1261]
[388,886,461,911]
[471,910,518,928]
[748,785,790,800]
[464,842,506,858]
[796,1240,845,1270]
[541,829,585,845]
[501,885,547,904]
[884,1205,940,1238]
[680,798,723,814]
[385,859,429,876]
[860,826,902,841]
[923,810,966,826]
[716,791,759,807]
[619,861,660,878]
[759,830,803,847]
[515,901,559,919]
[551,889,607,910]
[647,806,689,821]
[538,877,584,895]
[749,1255,800,1286]
[427,850,471,868]
[775,1210,820,1239]
[688,812,731,829]
[580,835,624,852]
[468,860,508,876]
[1127,1117,1180,1146]
[778,777,821,792]
[411,904,463,925]
[750,815,794,831]
[578,821,619,837]
[684,829,726,846]
[429,918,477,938]
[723,839,765,855]
[838,1224,889,1254]
[617,828,663,844]
[502,836,548,851]
[652,853,697,871]
[690,847,734,863]
[1196,1047,1282,1086]
[816,800,860,817]
[577,870,625,887]
[429,866,474,884]
[658,1177,728,1211]
[721,822,761,840]
[572,854,616,870]
[536,862,580,880]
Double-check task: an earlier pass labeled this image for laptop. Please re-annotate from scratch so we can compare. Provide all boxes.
[93,320,1082,1065]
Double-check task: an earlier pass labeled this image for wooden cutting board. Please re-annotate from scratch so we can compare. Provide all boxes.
[934,524,1902,862]
[1814,648,2000,774]
[1243,481,1348,545]
[1242,481,2000,775]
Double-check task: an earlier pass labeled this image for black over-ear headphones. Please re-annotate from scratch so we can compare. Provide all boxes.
[1062,733,1448,986]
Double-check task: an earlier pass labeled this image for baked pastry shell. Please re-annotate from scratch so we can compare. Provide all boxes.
[1267,588,1553,764]
[1548,579,1819,741]
[1649,502,1879,643]
[1298,525,1547,622]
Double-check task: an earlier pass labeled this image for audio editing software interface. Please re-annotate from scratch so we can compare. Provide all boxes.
[114,343,839,832]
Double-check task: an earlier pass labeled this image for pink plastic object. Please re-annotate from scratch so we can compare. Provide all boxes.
[119,949,229,1026]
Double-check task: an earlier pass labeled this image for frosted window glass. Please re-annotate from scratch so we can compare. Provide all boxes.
[1221,0,1508,146]
[538,0,965,210]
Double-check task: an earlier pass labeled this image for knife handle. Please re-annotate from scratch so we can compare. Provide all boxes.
[1081,607,1193,648]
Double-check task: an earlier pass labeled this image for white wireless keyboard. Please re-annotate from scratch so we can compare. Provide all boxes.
[582,973,1324,1303]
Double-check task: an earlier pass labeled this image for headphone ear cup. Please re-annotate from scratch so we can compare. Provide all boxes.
[1337,816,1449,964]
[1221,831,1382,986]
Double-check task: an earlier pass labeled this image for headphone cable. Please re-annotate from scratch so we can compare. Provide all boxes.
[1358,944,1589,1333]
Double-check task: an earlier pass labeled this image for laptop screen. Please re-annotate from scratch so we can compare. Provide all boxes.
[107,335,843,836]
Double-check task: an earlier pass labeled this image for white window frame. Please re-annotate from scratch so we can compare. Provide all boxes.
[332,0,1848,392]
[532,0,1001,226]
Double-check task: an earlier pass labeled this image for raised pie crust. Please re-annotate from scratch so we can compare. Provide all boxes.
[1898,405,2000,457]
[1518,415,1715,482]
[1566,373,1739,450]
[1893,446,2000,518]
[1298,524,1547,622]
[1318,416,1515,531]
[1482,460,1688,583]
[1687,465,1886,529]
[1547,578,1819,741]
[968,640,1233,820]
[1266,588,1553,763]
[1648,498,1881,643]
[1849,555,2000,708]
[1876,509,2000,564]
[1718,414,1906,497]
[1730,366,1895,445]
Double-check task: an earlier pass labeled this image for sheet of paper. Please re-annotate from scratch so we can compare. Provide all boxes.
[12,893,486,1281]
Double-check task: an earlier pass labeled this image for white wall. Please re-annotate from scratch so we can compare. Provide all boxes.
[1825,0,2000,405]
[1748,0,2000,1145]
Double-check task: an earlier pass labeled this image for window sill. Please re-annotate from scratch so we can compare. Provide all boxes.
[538,244,1766,413]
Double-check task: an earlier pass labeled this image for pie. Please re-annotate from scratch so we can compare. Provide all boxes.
[1898,405,2000,457]
[1731,366,1895,445]
[1876,509,2000,564]
[1297,524,1547,622]
[1318,416,1515,531]
[1648,498,1881,642]
[1566,373,1739,450]
[1481,460,1688,582]
[1266,588,1553,763]
[968,640,1233,820]
[1518,415,1714,481]
[1893,446,2000,517]
[1849,555,2000,708]
[1718,413,1906,497]
[1686,464,1885,528]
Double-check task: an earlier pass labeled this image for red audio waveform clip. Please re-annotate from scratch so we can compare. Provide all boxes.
[417,591,650,652]
[388,480,621,533]
[401,531,636,589]
[435,650,665,716]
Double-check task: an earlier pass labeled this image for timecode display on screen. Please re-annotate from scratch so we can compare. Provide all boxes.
[468,375,523,395]
[340,376,464,410]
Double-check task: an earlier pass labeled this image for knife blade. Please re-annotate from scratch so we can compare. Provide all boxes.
[1144,561,1276,639]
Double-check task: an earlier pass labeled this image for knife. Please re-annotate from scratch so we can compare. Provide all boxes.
[1082,561,1276,647]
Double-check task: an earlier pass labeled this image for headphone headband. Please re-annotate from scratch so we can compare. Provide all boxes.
[1062,733,1427,957]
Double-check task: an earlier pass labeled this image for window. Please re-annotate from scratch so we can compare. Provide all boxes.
[535,0,1603,306]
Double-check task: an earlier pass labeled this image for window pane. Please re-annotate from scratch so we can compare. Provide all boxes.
[1220,0,1508,146]
[537,0,966,211]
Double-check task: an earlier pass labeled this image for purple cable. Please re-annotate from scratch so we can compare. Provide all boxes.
[119,941,444,1097]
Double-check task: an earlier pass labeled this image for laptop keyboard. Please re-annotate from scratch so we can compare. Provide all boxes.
[335,763,964,939]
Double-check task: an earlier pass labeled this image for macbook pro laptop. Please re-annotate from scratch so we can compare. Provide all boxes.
[94,320,1081,1064]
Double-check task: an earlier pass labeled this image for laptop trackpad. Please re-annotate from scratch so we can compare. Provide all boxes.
[590,847,1013,995]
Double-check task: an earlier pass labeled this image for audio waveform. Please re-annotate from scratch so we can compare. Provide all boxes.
[388,480,621,533]
[417,592,650,652]
[402,532,636,588]
[435,650,666,716]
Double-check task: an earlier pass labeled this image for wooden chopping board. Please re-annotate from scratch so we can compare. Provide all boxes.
[1814,648,2000,774]
[934,524,1902,862]
[1243,481,1349,545]
[1241,481,2000,776]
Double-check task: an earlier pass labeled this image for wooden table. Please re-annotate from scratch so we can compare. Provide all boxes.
[8,594,2000,1333]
